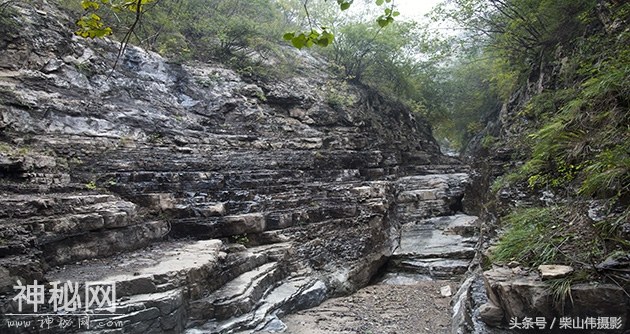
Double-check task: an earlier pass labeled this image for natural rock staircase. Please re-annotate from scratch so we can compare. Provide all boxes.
[276,171,480,333]
[0,192,168,289]
[388,214,478,280]
[0,8,477,332]
[383,173,479,283]
[1,168,476,334]
[42,241,326,334]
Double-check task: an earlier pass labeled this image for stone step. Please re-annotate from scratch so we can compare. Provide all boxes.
[188,262,285,322]
[46,239,225,297]
[0,193,155,265]
[442,214,479,237]
[87,289,187,333]
[390,258,471,279]
[396,173,469,192]
[170,213,266,240]
[12,202,136,238]
[0,194,119,219]
[170,200,368,239]
[41,220,169,266]
[387,214,479,280]
[188,276,327,334]
[37,240,300,334]
[395,226,477,260]
[91,168,373,195]
[1,241,228,333]
[393,248,476,261]
[404,164,471,175]
[395,199,455,220]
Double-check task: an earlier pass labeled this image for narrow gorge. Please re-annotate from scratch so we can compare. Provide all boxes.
[1,1,629,333]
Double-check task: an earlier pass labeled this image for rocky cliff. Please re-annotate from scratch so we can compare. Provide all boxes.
[456,2,630,332]
[0,1,467,333]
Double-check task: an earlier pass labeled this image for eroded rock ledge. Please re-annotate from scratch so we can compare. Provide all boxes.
[0,2,467,333]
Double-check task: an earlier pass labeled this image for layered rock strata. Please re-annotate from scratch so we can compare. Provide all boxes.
[0,2,470,333]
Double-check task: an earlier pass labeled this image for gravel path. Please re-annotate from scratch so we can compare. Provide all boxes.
[281,280,455,334]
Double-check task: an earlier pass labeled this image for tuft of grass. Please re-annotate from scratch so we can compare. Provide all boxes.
[547,277,573,310]
[579,145,630,198]
[546,270,591,310]
[491,206,569,267]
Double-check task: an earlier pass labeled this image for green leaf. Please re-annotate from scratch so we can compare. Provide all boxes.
[392,11,400,17]
[283,32,295,41]
[317,31,334,47]
[375,0,384,6]
[377,17,389,28]
[81,1,100,10]
[291,34,307,49]
[337,0,352,10]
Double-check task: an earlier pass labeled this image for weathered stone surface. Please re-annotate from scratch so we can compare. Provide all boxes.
[395,174,470,220]
[537,264,573,280]
[388,213,478,280]
[0,1,472,333]
[451,275,475,334]
[482,267,630,329]
[478,302,504,326]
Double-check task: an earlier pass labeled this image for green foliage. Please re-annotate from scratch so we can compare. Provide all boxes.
[85,180,97,190]
[324,80,355,110]
[446,0,627,221]
[283,29,334,49]
[62,0,294,70]
[287,0,399,50]
[74,0,156,38]
[481,134,497,149]
[579,146,630,197]
[435,0,597,67]
[492,206,569,267]
[318,16,451,128]
[231,233,249,245]
[500,4,630,199]
[545,270,591,309]
[434,55,504,149]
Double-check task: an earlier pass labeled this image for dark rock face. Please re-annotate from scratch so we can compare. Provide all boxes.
[0,1,464,333]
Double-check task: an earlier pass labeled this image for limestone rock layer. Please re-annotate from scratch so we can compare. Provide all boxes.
[0,2,466,333]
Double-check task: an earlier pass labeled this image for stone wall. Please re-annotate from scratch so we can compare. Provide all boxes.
[0,2,466,332]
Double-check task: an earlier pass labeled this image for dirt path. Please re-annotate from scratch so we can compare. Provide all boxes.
[280,281,454,334]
